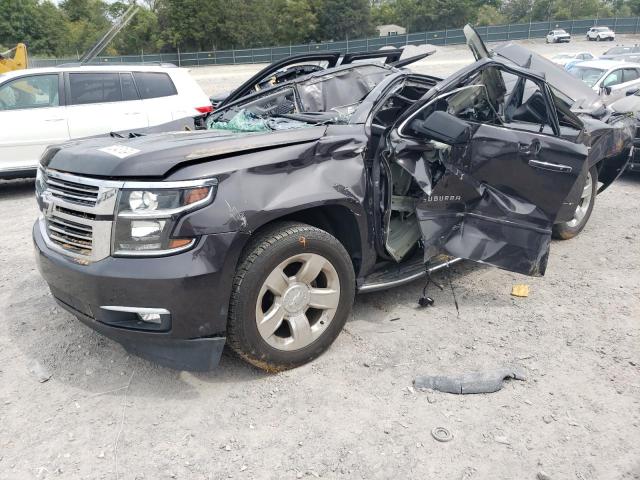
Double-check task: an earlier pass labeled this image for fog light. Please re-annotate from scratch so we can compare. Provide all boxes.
[138,312,162,324]
[131,219,165,239]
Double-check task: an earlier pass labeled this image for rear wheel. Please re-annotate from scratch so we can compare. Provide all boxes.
[552,166,598,240]
[227,222,355,371]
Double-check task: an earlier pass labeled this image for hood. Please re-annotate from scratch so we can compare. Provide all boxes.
[42,127,327,178]
[492,43,604,113]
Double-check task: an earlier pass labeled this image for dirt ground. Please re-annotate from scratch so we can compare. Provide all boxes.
[1,37,640,480]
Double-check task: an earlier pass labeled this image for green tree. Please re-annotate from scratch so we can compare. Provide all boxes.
[0,0,69,57]
[271,0,317,44]
[476,4,508,25]
[313,0,373,40]
[108,2,162,54]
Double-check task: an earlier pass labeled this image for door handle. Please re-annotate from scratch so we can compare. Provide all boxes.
[45,118,65,122]
[528,159,572,173]
[124,112,142,115]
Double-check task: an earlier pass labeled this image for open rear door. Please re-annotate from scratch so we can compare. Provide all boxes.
[218,53,341,108]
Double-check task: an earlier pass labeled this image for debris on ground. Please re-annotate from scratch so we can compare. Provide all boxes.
[511,284,530,297]
[414,367,526,394]
[537,471,552,480]
[431,426,453,442]
[28,360,52,383]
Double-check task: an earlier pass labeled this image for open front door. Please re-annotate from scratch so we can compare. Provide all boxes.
[387,64,589,276]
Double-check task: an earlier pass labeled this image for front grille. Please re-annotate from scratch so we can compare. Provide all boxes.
[37,169,121,262]
[56,205,97,221]
[46,215,93,256]
[44,174,99,207]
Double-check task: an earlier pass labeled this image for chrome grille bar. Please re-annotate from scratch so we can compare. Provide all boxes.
[37,168,121,262]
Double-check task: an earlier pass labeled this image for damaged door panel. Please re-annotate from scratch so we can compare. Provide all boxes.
[383,63,591,276]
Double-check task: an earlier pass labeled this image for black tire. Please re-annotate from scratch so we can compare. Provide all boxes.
[552,166,598,240]
[227,222,355,371]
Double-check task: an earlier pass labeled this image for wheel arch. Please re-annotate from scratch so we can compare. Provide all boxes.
[244,204,365,277]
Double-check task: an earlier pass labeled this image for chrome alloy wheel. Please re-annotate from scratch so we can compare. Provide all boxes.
[255,253,341,351]
[566,170,594,228]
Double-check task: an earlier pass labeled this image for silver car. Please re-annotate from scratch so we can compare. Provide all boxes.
[567,60,640,102]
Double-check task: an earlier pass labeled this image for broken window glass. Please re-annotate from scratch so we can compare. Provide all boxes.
[297,65,391,112]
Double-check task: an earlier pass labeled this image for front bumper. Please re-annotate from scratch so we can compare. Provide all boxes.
[34,222,248,371]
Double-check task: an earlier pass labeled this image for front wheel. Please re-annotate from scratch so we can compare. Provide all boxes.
[227,222,355,371]
[552,166,598,240]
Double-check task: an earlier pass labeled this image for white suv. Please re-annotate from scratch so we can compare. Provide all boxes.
[0,65,212,178]
[586,26,616,41]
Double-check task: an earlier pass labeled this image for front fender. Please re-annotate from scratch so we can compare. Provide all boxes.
[171,128,369,239]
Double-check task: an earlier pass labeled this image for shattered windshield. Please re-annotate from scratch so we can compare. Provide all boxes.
[567,66,605,87]
[207,109,310,133]
[207,64,392,133]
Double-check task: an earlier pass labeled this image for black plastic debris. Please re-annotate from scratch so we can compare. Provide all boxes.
[414,367,526,394]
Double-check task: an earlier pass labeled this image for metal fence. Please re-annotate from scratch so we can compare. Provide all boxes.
[31,16,640,69]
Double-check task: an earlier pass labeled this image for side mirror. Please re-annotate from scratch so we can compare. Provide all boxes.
[626,88,639,96]
[600,86,612,95]
[409,111,471,145]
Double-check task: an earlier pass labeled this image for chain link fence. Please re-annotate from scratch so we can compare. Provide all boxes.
[31,17,640,69]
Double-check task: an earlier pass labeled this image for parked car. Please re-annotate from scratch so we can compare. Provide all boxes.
[546,29,571,43]
[33,26,634,372]
[0,65,211,178]
[599,44,640,60]
[550,52,595,69]
[599,52,640,65]
[586,26,616,41]
[567,60,640,102]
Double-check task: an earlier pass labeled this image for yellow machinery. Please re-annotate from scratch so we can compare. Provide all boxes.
[0,43,28,74]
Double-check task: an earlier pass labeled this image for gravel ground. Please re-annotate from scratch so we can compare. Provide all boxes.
[1,36,640,480]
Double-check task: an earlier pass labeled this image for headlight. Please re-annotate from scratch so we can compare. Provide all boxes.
[35,166,46,199]
[113,178,218,256]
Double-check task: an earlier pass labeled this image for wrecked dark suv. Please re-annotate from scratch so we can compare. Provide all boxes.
[33,27,633,371]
